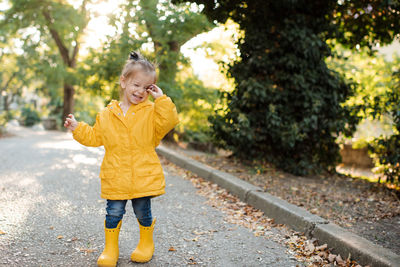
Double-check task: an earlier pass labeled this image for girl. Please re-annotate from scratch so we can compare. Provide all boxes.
[64,51,179,267]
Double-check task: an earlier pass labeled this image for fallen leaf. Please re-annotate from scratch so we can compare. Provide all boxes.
[162,155,365,267]
[315,244,328,251]
[305,242,315,253]
[0,230,6,235]
[336,254,344,265]
[168,246,176,252]
[188,257,197,265]
[80,248,96,254]
[328,253,336,263]
[193,230,207,235]
[57,235,64,239]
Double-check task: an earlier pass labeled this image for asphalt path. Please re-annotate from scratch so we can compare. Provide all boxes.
[0,127,302,266]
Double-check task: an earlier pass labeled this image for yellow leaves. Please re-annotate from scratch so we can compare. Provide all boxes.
[0,230,6,235]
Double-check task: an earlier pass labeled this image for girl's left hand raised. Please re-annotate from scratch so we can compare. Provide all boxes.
[146,84,163,99]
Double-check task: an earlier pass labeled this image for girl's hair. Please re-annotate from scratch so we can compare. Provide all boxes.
[119,51,157,97]
[121,51,157,80]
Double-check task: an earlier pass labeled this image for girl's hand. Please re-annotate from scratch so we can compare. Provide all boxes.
[146,84,163,99]
[64,114,78,131]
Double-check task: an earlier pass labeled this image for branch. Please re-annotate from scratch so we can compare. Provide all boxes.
[42,8,70,66]
[1,72,17,92]
[70,0,89,67]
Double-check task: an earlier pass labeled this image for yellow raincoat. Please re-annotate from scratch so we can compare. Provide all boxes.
[72,95,179,200]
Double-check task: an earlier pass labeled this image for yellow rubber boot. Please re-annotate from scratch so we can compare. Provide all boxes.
[97,220,122,267]
[130,219,156,263]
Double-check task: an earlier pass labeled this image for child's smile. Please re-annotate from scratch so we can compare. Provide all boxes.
[121,70,155,105]
[131,91,146,103]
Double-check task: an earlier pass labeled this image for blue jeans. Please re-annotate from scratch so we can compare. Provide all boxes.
[105,197,152,228]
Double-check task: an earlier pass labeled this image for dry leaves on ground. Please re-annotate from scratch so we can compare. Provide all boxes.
[163,143,400,229]
[161,157,366,267]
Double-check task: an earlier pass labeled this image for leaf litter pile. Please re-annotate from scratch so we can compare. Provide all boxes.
[160,157,366,267]
[161,142,400,256]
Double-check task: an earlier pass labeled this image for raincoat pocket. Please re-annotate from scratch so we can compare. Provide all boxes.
[99,168,117,195]
[134,153,164,192]
[100,168,116,180]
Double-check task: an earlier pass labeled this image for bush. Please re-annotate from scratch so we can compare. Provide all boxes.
[20,105,41,126]
[369,82,400,184]
[209,13,358,175]
[369,135,400,184]
[175,76,219,145]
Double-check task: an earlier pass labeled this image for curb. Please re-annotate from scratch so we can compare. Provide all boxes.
[157,146,400,267]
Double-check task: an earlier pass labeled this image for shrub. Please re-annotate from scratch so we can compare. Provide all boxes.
[20,105,41,126]
[209,13,359,175]
[369,82,400,184]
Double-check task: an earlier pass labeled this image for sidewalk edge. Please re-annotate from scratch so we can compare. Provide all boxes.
[157,145,400,267]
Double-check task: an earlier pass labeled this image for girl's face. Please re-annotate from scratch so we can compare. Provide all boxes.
[120,71,155,105]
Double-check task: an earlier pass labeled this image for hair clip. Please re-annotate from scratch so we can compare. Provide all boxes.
[129,51,139,61]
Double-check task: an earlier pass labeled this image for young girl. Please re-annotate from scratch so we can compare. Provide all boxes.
[64,51,179,267]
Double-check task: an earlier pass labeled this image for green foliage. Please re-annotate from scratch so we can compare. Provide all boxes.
[327,43,399,122]
[74,94,105,126]
[182,1,358,175]
[330,0,400,49]
[82,0,211,101]
[0,112,7,135]
[175,76,219,143]
[175,0,400,176]
[328,44,400,184]
[20,105,41,126]
[369,135,400,184]
[1,0,90,120]
[368,70,400,184]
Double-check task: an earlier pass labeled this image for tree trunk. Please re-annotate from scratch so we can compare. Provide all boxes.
[42,3,88,125]
[62,83,75,122]
[3,95,8,112]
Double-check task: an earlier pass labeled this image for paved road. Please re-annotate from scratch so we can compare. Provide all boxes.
[0,127,301,266]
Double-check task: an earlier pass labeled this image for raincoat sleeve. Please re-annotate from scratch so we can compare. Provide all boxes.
[72,113,103,147]
[154,95,179,143]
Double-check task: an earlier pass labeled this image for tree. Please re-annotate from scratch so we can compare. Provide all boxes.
[330,0,400,49]
[0,29,38,119]
[327,0,400,183]
[174,0,400,175]
[1,0,89,121]
[82,0,212,111]
[172,1,354,174]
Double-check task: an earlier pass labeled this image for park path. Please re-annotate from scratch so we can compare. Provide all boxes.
[0,127,302,266]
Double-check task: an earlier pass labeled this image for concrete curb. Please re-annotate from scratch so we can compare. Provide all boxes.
[157,145,400,267]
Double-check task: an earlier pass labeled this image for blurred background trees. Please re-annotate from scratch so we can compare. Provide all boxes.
[1,0,399,183]
[1,0,89,122]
